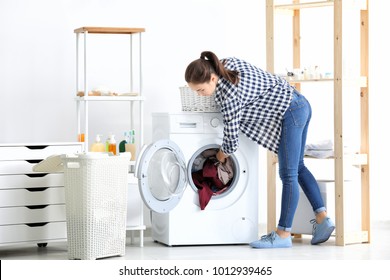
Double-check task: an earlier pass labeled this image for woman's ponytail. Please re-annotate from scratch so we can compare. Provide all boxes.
[185,51,239,85]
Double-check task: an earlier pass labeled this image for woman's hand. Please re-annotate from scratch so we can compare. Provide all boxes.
[216,149,228,163]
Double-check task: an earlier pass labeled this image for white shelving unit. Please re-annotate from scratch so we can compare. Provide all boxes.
[74,27,145,151]
[265,0,370,246]
[74,27,146,246]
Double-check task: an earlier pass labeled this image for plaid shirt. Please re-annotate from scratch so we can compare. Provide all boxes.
[215,57,294,154]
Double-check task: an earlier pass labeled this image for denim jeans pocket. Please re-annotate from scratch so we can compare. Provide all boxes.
[284,98,310,127]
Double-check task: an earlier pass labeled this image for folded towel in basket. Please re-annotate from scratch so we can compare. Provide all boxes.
[32,154,64,173]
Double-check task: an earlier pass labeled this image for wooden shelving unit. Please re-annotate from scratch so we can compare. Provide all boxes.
[265,0,370,246]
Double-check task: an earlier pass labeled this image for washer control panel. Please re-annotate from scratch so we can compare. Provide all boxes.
[153,112,223,135]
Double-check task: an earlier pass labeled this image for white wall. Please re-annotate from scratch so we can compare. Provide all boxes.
[0,0,389,222]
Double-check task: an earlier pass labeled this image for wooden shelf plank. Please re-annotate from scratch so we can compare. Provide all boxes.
[287,77,334,83]
[75,96,145,102]
[275,0,334,10]
[287,76,367,87]
[74,27,145,34]
[271,153,368,166]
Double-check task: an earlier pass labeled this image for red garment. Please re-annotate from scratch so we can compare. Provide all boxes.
[192,157,231,210]
[192,171,214,210]
[202,158,225,189]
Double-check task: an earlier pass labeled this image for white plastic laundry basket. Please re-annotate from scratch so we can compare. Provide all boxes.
[180,86,220,112]
[62,153,130,260]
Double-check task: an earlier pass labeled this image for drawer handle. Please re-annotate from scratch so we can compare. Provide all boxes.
[26,173,49,178]
[179,122,198,128]
[66,162,80,169]
[26,205,49,209]
[25,222,48,227]
[26,187,48,192]
[25,145,48,150]
[26,159,42,164]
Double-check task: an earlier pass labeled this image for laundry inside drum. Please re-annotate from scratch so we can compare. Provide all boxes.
[190,147,237,210]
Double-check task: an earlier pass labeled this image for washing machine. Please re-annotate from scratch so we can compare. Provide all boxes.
[135,112,259,246]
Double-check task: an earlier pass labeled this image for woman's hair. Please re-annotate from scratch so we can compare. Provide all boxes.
[185,51,239,85]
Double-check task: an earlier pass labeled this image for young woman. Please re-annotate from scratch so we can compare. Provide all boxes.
[184,51,335,248]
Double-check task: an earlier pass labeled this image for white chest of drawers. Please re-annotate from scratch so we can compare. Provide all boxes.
[0,142,82,247]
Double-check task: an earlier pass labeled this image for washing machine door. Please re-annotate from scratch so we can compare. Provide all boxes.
[135,139,187,213]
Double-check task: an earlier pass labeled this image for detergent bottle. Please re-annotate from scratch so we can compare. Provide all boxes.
[108,134,117,155]
[119,131,128,153]
[125,129,136,161]
[90,134,105,152]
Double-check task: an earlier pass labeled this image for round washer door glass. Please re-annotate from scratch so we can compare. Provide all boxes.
[137,139,187,213]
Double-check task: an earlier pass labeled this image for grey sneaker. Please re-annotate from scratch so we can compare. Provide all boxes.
[249,231,292,249]
[311,217,335,245]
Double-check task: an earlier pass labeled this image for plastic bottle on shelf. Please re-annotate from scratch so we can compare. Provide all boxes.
[90,134,106,152]
[119,131,128,153]
[125,129,136,161]
[108,134,117,155]
[105,134,111,152]
[77,133,85,143]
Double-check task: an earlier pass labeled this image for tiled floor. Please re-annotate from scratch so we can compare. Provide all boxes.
[1,221,390,260]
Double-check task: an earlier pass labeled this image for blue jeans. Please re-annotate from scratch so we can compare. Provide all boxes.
[277,90,326,232]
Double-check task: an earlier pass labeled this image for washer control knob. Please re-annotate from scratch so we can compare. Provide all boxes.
[210,117,220,128]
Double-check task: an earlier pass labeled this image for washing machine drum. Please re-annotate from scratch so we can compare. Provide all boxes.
[136,139,187,213]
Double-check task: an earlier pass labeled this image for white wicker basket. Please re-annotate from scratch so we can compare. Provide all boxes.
[180,86,220,112]
[62,153,130,260]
